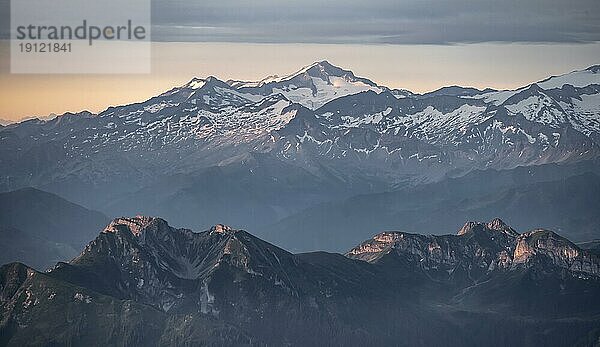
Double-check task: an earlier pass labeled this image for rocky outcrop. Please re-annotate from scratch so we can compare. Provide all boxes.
[69,216,310,314]
[2,216,600,346]
[514,229,600,275]
[347,218,600,280]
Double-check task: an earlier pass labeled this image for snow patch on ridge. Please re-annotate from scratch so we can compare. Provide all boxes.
[538,68,600,90]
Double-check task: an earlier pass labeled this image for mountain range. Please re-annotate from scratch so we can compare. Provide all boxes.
[267,164,600,252]
[1,216,599,346]
[1,61,599,250]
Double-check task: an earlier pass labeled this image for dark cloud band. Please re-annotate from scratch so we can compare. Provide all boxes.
[149,0,600,44]
[1,0,599,44]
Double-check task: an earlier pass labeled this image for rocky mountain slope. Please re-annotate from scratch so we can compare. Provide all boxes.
[1,216,599,346]
[348,218,599,281]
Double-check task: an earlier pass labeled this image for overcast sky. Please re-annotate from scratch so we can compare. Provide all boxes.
[1,0,599,44]
[149,0,600,44]
[0,0,599,121]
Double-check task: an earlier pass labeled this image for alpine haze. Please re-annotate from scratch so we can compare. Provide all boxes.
[1,61,599,250]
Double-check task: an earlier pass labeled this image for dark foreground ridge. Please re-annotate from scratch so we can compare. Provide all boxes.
[1,216,600,346]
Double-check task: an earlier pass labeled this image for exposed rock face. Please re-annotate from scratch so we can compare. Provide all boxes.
[2,216,600,346]
[68,216,309,314]
[347,218,600,281]
[210,224,233,234]
[513,229,600,275]
[102,216,156,236]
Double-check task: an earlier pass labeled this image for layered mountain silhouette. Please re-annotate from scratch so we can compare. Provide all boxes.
[1,61,599,249]
[0,188,109,270]
[265,164,600,252]
[1,217,599,346]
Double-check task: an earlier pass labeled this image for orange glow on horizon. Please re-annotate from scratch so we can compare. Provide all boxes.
[1,41,599,121]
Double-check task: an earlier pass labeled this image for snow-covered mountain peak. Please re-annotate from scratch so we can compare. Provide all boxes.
[296,60,349,77]
[1,63,599,194]
[226,75,280,89]
[292,60,380,87]
[298,60,332,72]
[537,65,600,90]
[184,76,235,91]
[500,83,573,127]
[185,77,207,90]
[228,61,385,110]
[175,76,242,98]
[263,60,349,83]
[586,65,600,73]
[227,61,351,88]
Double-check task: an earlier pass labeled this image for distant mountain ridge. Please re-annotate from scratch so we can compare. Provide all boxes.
[264,166,600,252]
[1,61,599,250]
[226,60,384,109]
[1,216,600,346]
[2,61,598,189]
[0,188,109,270]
